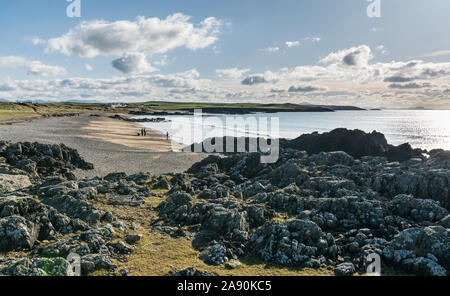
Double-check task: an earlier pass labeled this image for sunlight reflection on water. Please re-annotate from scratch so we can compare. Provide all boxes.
[137,110,450,151]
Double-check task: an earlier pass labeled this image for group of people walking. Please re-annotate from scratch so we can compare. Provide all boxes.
[137,128,170,140]
[138,128,147,136]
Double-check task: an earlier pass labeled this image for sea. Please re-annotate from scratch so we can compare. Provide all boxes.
[134,110,450,151]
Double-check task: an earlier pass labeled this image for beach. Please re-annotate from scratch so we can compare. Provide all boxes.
[0,113,206,179]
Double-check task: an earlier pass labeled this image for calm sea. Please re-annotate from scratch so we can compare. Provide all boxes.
[135,110,450,151]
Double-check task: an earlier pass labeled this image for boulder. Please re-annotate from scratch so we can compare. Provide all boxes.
[334,263,355,276]
[389,194,448,223]
[0,174,32,193]
[0,216,40,252]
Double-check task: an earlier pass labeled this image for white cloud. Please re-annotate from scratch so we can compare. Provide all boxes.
[3,45,450,109]
[39,14,222,58]
[261,46,280,53]
[216,68,250,79]
[288,85,327,93]
[285,41,300,48]
[320,45,373,67]
[304,36,321,43]
[111,52,158,74]
[424,50,450,58]
[241,71,278,85]
[85,64,93,71]
[0,56,66,76]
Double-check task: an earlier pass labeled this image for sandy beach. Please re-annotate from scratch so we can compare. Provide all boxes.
[0,113,206,178]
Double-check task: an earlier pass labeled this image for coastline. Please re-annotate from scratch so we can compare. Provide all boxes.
[0,113,206,178]
[0,111,448,277]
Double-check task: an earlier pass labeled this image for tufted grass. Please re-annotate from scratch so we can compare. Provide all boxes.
[91,191,334,277]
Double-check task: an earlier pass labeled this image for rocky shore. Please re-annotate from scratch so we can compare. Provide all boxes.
[0,129,448,276]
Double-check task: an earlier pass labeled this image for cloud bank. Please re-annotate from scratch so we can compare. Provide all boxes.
[39,14,222,58]
[0,56,66,76]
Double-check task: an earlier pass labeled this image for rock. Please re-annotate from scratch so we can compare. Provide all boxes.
[125,234,142,245]
[110,241,132,255]
[385,143,424,163]
[438,215,450,228]
[169,267,214,276]
[224,259,242,269]
[284,129,390,159]
[270,162,302,187]
[200,243,229,266]
[250,220,334,267]
[334,263,355,276]
[152,176,171,190]
[389,194,448,222]
[383,226,450,275]
[308,151,354,167]
[0,215,40,252]
[168,192,192,206]
[0,142,93,179]
[0,174,32,193]
[104,172,127,182]
[283,128,423,162]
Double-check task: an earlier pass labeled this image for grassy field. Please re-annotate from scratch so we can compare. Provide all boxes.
[0,102,110,119]
[90,189,334,276]
[129,101,324,111]
[0,101,364,120]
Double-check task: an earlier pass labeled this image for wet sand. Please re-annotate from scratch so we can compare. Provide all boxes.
[0,113,206,178]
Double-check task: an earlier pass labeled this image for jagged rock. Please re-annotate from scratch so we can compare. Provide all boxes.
[0,257,73,276]
[224,259,242,269]
[168,192,193,205]
[284,128,424,162]
[438,215,450,228]
[0,141,93,179]
[284,129,390,159]
[200,243,229,266]
[389,194,448,222]
[152,176,171,190]
[104,172,127,182]
[109,241,132,255]
[250,220,334,267]
[0,216,40,251]
[0,174,32,193]
[334,263,355,276]
[270,162,302,187]
[125,234,142,244]
[383,226,449,275]
[308,151,354,167]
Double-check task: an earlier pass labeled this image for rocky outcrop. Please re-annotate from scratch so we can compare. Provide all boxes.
[283,128,424,162]
[0,141,93,180]
[1,134,448,276]
[383,226,449,276]
[155,142,449,276]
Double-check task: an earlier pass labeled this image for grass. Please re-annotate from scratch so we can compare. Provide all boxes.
[90,188,334,277]
[0,102,110,119]
[0,101,341,120]
[129,101,326,112]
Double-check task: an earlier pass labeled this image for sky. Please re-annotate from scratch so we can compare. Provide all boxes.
[0,0,450,109]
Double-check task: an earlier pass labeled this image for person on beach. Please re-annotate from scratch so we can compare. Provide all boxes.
[166,132,169,140]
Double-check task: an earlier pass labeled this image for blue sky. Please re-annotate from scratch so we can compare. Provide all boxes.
[1,0,450,108]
